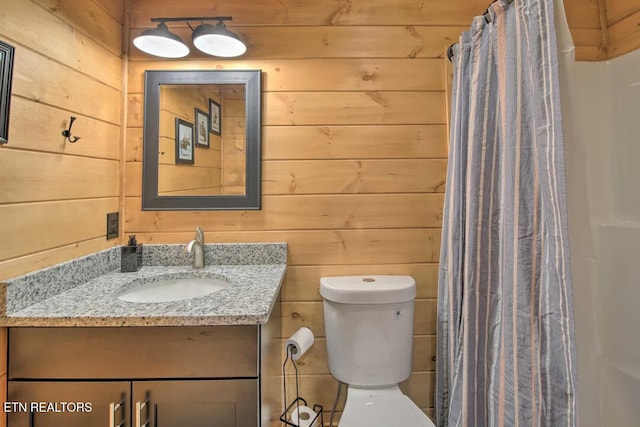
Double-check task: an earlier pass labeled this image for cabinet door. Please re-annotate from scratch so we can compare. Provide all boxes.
[7,381,130,427]
[132,379,258,427]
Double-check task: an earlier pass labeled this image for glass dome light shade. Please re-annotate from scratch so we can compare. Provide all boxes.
[133,22,189,58]
[192,22,247,58]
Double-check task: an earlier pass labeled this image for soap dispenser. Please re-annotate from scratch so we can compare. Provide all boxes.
[121,235,142,272]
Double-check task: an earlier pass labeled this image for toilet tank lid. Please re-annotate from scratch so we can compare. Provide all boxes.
[319,275,416,304]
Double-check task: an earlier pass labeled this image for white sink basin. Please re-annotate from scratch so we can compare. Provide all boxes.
[117,277,228,303]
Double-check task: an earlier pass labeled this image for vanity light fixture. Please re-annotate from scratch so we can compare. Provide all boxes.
[133,17,246,58]
[192,20,247,58]
[133,21,190,58]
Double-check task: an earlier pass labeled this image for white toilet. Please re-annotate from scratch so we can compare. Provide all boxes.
[320,275,435,427]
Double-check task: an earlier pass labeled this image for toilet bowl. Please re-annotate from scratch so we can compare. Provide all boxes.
[320,275,436,427]
[339,386,434,427]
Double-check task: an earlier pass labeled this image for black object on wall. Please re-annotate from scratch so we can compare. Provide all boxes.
[0,40,15,144]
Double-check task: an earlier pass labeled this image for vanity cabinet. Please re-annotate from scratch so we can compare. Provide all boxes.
[7,381,130,427]
[8,380,257,427]
[6,326,266,427]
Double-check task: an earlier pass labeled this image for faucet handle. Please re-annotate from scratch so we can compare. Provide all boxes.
[195,226,204,244]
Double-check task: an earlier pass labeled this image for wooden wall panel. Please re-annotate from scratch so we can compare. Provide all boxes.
[564,0,608,60]
[608,9,640,41]
[124,0,611,421]
[127,59,445,92]
[8,97,120,159]
[221,93,246,194]
[125,194,444,231]
[129,26,464,60]
[129,0,598,28]
[264,92,445,126]
[605,0,640,24]
[262,159,447,195]
[263,125,448,160]
[605,0,640,58]
[0,198,119,261]
[0,0,121,89]
[0,151,118,203]
[564,0,602,29]
[12,47,121,125]
[585,0,640,59]
[94,0,125,24]
[128,0,484,27]
[33,0,123,55]
[0,0,124,280]
[127,0,604,61]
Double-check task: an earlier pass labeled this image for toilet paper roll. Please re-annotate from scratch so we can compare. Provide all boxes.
[291,404,318,427]
[285,327,314,360]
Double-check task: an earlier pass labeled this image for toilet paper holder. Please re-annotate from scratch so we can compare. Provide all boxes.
[279,344,324,427]
[280,398,323,427]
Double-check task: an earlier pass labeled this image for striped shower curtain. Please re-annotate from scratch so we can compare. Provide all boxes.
[435,0,577,426]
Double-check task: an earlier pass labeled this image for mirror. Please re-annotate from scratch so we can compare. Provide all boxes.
[159,83,246,197]
[142,70,261,210]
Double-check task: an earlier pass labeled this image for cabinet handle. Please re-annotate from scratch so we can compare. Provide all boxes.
[109,401,124,427]
[135,399,149,427]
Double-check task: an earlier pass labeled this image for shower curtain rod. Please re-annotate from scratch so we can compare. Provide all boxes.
[447,0,514,61]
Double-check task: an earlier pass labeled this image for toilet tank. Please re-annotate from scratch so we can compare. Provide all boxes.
[320,275,416,387]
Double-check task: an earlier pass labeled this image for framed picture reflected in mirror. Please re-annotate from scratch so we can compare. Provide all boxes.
[209,98,221,136]
[194,108,209,148]
[175,118,194,164]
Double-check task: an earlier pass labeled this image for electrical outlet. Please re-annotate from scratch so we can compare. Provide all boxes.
[106,212,119,240]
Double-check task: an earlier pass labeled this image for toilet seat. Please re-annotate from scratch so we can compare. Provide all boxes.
[338,385,435,427]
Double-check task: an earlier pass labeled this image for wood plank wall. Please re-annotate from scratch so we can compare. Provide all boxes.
[567,0,610,60]
[221,86,247,195]
[124,1,448,422]
[0,1,124,425]
[125,0,605,423]
[0,0,124,281]
[605,0,640,58]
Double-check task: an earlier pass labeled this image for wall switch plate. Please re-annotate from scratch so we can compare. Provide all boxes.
[106,212,119,240]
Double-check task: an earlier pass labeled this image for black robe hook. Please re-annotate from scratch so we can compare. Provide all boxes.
[62,116,81,143]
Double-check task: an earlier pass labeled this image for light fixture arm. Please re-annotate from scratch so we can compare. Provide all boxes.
[150,16,233,24]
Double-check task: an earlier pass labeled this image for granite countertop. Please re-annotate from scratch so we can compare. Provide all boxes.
[0,243,287,327]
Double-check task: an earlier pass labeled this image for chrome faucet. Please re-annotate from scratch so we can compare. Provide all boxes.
[185,226,205,269]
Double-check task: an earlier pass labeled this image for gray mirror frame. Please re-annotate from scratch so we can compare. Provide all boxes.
[142,69,261,210]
